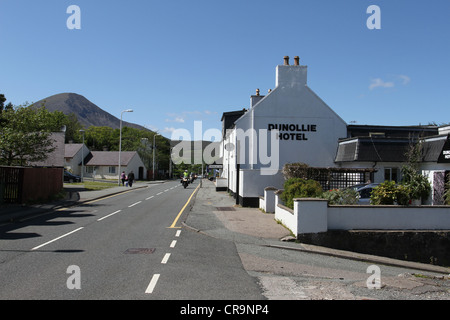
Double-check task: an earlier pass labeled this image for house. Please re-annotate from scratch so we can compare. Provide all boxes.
[83,151,147,180]
[220,57,450,206]
[221,56,348,206]
[64,143,147,180]
[64,143,90,176]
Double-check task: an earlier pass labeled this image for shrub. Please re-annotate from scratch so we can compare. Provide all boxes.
[322,188,359,205]
[370,181,412,205]
[370,181,398,205]
[395,184,411,206]
[281,178,323,209]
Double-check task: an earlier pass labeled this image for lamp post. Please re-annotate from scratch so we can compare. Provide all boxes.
[79,129,85,182]
[153,133,160,180]
[118,109,133,185]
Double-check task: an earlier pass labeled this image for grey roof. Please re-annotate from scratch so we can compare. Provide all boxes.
[64,143,84,158]
[421,135,450,162]
[29,132,66,167]
[84,151,137,166]
[336,134,450,163]
[335,137,411,163]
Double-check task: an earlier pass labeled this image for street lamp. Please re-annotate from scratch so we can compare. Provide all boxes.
[79,129,85,182]
[153,133,160,180]
[118,109,133,185]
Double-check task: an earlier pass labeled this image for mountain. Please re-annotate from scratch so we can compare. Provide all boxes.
[32,93,149,131]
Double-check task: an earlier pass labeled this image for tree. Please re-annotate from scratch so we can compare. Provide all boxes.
[0,105,66,166]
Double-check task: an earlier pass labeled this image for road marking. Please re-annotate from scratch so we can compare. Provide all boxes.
[145,274,160,294]
[145,196,154,200]
[164,189,169,192]
[97,210,121,221]
[161,253,171,264]
[156,192,163,195]
[31,227,84,251]
[170,240,177,248]
[168,183,200,229]
[128,201,142,207]
[83,188,137,204]
[175,230,181,237]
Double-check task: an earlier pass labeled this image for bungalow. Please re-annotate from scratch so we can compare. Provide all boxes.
[83,151,147,180]
[64,143,90,176]
[64,143,147,180]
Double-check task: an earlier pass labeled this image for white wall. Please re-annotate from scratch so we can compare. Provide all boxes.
[274,195,450,235]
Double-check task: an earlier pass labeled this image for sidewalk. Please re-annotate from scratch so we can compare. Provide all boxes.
[185,179,450,275]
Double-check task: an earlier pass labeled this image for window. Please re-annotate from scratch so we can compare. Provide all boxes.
[109,166,116,174]
[384,168,399,182]
[86,166,94,174]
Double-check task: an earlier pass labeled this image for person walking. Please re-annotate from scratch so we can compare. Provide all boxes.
[120,171,126,186]
[127,171,135,187]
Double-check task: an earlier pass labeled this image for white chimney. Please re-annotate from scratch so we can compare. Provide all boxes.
[250,88,265,108]
[276,56,307,88]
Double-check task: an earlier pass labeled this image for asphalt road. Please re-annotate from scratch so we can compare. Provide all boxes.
[1,179,449,305]
[0,180,262,300]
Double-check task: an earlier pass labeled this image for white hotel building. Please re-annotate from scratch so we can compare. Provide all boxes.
[218,57,450,207]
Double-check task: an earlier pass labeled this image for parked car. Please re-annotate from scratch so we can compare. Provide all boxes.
[353,183,379,204]
[64,171,81,183]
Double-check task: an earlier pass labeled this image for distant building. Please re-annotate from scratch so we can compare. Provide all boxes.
[64,143,90,176]
[64,143,147,180]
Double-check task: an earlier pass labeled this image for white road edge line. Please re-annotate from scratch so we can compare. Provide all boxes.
[128,201,142,207]
[170,240,177,248]
[145,274,160,294]
[31,227,84,251]
[161,253,171,264]
[97,210,121,221]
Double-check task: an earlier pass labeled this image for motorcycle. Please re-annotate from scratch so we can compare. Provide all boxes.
[181,177,189,189]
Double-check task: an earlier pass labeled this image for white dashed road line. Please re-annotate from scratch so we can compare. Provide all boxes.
[31,227,84,251]
[145,274,160,294]
[97,210,121,221]
[128,201,142,207]
[161,253,171,264]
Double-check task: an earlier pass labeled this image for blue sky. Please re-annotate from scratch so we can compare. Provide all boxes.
[1,0,449,139]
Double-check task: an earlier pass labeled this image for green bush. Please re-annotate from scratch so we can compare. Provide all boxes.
[281,178,323,209]
[322,188,359,205]
[370,181,412,205]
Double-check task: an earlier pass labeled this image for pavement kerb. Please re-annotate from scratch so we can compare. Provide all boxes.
[266,243,450,275]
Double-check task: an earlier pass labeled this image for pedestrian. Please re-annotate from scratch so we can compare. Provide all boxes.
[127,171,135,187]
[120,171,126,186]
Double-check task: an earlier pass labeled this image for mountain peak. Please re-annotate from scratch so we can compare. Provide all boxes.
[32,93,148,131]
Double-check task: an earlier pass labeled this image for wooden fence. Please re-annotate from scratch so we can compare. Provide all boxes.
[0,166,63,204]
